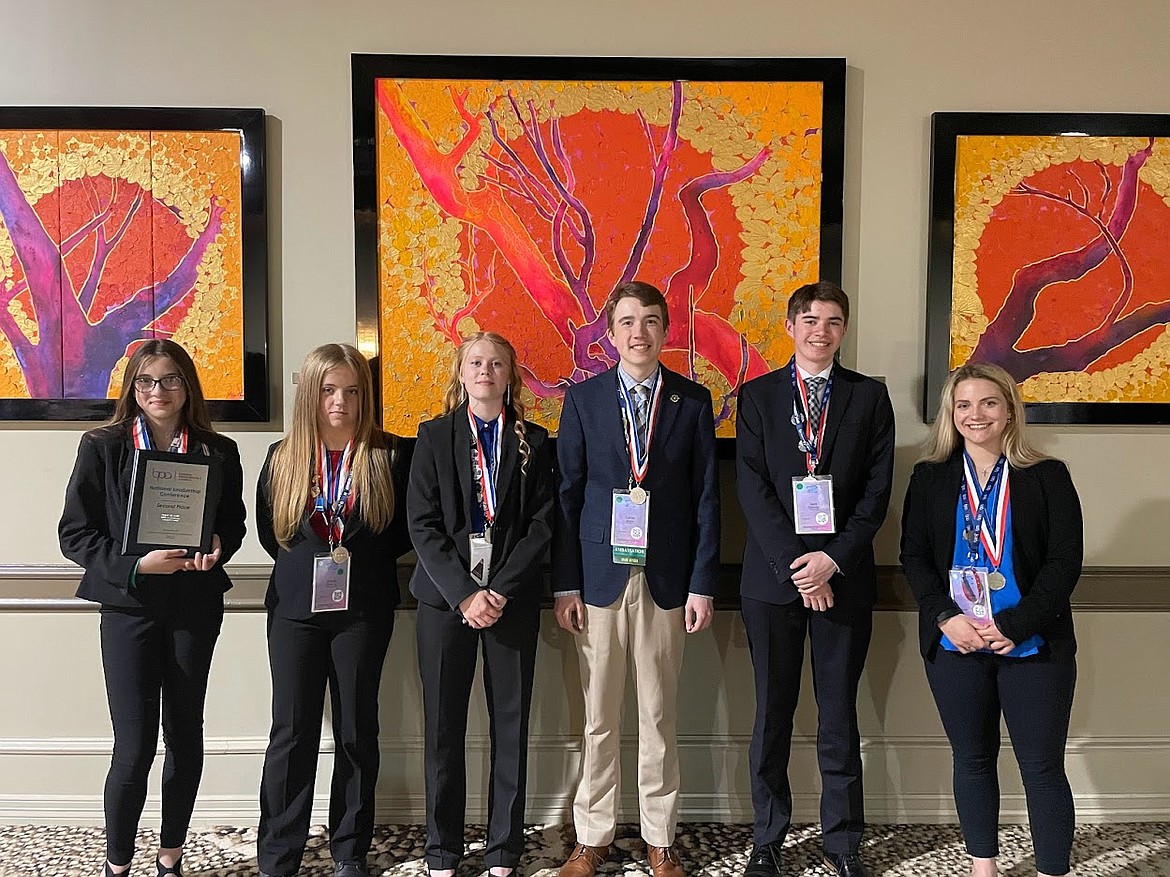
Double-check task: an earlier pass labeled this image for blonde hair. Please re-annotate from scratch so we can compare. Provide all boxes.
[442,332,531,474]
[267,343,395,547]
[922,362,1050,468]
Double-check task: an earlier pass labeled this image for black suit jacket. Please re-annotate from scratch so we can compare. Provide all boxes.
[59,423,247,608]
[408,406,555,611]
[257,431,410,620]
[736,362,895,608]
[552,365,720,610]
[900,453,1083,659]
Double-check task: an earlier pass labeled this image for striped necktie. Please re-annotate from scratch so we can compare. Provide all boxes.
[805,376,826,428]
[633,384,651,451]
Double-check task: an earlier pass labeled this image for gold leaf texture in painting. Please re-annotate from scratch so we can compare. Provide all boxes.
[952,135,1170,403]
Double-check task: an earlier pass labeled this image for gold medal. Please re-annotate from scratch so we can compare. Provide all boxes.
[630,486,647,505]
[988,571,1006,591]
[331,546,350,564]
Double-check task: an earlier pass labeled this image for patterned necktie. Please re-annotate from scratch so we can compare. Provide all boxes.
[804,376,826,429]
[633,384,651,452]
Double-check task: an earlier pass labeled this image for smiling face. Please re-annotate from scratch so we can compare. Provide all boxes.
[607,296,667,379]
[459,338,510,412]
[133,355,187,430]
[317,363,360,439]
[785,300,846,372]
[952,377,1009,455]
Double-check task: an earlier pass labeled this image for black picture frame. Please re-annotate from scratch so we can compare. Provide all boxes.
[352,54,846,448]
[0,106,269,422]
[926,111,1170,424]
[122,448,222,557]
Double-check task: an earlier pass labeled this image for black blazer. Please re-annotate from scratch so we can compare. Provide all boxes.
[408,406,555,611]
[59,423,247,608]
[552,365,720,610]
[257,431,410,620]
[900,453,1083,660]
[736,363,895,608]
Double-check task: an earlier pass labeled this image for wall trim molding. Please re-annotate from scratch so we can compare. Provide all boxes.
[2,563,1168,612]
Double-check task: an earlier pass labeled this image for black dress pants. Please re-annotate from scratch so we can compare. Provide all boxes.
[416,598,540,869]
[926,648,1077,876]
[741,595,873,855]
[99,590,224,865]
[257,610,395,876]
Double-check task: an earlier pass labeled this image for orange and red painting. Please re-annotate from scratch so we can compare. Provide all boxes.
[0,126,244,408]
[949,133,1170,406]
[367,64,843,437]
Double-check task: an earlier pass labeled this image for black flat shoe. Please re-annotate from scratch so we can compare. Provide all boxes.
[156,858,183,877]
[743,842,782,877]
[104,862,131,877]
[822,851,872,877]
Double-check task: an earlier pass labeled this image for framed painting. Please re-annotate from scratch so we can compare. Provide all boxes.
[926,112,1170,423]
[0,106,268,422]
[353,54,845,438]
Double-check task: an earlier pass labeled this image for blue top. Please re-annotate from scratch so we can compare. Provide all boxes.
[471,413,498,535]
[942,467,1044,658]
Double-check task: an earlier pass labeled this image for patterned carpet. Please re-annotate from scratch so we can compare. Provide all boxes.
[0,822,1167,877]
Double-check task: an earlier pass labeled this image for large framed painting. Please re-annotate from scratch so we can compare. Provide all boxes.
[353,54,845,438]
[0,107,268,421]
[926,112,1170,423]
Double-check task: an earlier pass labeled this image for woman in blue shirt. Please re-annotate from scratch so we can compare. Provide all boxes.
[901,363,1083,877]
[408,332,556,877]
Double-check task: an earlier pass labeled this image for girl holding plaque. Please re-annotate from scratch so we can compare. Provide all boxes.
[407,332,555,877]
[59,340,247,877]
[900,363,1083,877]
[255,343,410,877]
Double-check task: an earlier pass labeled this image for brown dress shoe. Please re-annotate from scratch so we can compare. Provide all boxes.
[558,843,609,877]
[647,846,685,877]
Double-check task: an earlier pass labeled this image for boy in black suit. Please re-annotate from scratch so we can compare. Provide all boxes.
[736,281,894,877]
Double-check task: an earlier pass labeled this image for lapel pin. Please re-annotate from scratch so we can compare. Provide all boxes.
[670,394,680,402]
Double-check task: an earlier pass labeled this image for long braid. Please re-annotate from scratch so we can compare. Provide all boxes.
[508,384,531,476]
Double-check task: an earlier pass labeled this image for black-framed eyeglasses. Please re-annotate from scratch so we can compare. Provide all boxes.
[133,374,185,392]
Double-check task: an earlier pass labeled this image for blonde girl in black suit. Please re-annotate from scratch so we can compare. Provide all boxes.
[408,332,555,877]
[255,343,409,877]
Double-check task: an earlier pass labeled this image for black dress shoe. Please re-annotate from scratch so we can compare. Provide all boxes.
[743,842,783,877]
[821,851,872,877]
[335,860,371,877]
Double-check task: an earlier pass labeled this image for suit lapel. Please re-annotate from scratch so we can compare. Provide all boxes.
[494,417,519,513]
[817,367,852,467]
[649,367,683,459]
[453,407,474,524]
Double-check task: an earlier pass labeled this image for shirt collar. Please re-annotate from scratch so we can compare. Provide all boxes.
[617,363,661,392]
[795,362,833,382]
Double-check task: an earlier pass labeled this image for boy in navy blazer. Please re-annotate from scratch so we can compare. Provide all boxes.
[553,281,720,877]
[736,282,894,877]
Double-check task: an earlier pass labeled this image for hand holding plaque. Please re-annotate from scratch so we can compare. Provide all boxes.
[122,449,222,557]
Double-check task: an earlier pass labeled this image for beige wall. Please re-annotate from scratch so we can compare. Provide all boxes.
[2,0,1169,824]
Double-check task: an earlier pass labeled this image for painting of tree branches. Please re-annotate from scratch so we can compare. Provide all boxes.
[0,107,268,421]
[926,113,1170,423]
[353,56,845,438]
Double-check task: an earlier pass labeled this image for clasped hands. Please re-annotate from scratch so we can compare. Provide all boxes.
[459,588,508,629]
[554,592,714,634]
[138,534,222,575]
[790,550,836,611]
[939,614,1017,655]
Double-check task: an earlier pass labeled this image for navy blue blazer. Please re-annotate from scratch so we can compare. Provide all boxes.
[553,365,720,610]
[408,406,555,612]
[900,453,1083,660]
[736,362,895,608]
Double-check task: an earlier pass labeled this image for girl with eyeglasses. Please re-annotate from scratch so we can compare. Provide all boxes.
[59,340,247,877]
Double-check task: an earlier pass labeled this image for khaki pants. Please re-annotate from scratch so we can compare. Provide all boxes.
[572,568,685,847]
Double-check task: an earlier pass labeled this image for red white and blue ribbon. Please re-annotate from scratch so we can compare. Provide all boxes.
[961,452,1009,569]
[618,373,664,486]
[789,363,833,474]
[314,440,354,547]
[468,408,504,527]
[132,414,188,453]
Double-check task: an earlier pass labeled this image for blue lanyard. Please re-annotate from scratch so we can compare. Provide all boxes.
[788,362,834,471]
[959,452,1006,566]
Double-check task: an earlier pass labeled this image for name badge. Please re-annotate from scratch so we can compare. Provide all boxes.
[792,475,835,534]
[469,533,493,586]
[611,489,649,565]
[949,566,992,622]
[312,552,350,613]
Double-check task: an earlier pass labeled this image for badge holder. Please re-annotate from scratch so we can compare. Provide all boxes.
[611,489,650,565]
[792,474,836,534]
[312,551,350,612]
[948,566,992,622]
[469,530,493,587]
